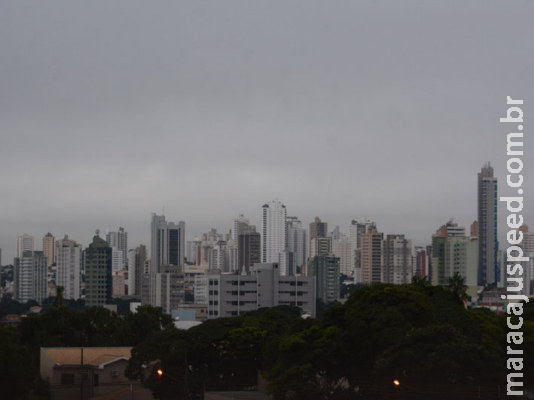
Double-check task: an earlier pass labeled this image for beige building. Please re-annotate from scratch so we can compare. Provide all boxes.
[360,225,383,284]
[43,232,55,266]
[40,347,155,400]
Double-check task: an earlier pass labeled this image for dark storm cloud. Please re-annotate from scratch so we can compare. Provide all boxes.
[1,0,533,260]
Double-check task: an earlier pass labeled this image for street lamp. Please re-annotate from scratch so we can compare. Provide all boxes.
[393,379,400,387]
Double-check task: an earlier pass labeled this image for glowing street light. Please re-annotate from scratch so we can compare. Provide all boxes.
[393,379,400,387]
[157,369,163,377]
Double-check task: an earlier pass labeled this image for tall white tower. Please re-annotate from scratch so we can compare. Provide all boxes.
[56,235,81,299]
[261,200,287,264]
[17,234,34,258]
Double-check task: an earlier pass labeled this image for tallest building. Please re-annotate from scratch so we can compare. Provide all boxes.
[261,200,287,264]
[477,162,499,285]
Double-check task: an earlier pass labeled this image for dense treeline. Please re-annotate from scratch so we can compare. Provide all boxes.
[1,283,533,399]
[127,284,534,399]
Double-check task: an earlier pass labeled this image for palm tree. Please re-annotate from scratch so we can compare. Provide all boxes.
[412,275,430,287]
[447,273,467,308]
[54,286,65,307]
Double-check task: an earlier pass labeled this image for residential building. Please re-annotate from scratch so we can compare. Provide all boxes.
[333,235,353,276]
[206,263,315,319]
[261,200,287,265]
[17,234,34,258]
[414,246,429,279]
[431,220,478,296]
[105,227,128,266]
[150,214,186,273]
[310,237,332,259]
[238,232,261,275]
[478,162,499,285]
[383,234,413,284]
[56,235,82,300]
[308,255,340,304]
[83,235,112,307]
[360,224,383,284]
[309,217,328,241]
[42,232,55,267]
[127,244,146,296]
[14,251,47,303]
[143,265,185,314]
[40,347,154,400]
[286,216,307,272]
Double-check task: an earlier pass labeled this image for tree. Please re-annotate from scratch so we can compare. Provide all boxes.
[53,286,65,307]
[447,272,468,307]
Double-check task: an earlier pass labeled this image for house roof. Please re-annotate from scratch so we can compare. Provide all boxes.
[42,347,132,369]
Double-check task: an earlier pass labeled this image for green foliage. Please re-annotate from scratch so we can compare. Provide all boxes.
[0,285,522,399]
[0,325,33,399]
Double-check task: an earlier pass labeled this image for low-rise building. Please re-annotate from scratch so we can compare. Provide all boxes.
[40,347,155,400]
[206,263,315,319]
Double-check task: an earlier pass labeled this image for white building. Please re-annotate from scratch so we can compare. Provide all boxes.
[206,263,315,319]
[150,213,185,273]
[333,234,353,276]
[55,236,81,300]
[106,227,128,267]
[17,234,34,258]
[261,200,287,265]
[286,216,307,272]
[382,234,414,285]
[14,251,47,303]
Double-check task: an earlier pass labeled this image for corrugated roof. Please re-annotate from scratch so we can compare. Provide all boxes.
[42,347,132,368]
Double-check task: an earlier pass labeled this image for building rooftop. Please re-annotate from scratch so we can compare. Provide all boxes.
[42,347,132,368]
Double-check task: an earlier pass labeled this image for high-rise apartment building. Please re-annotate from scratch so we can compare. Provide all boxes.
[238,232,261,274]
[17,234,34,258]
[431,220,478,292]
[56,235,81,300]
[383,234,413,284]
[14,251,47,303]
[478,163,499,285]
[286,216,307,271]
[127,244,146,297]
[310,237,332,259]
[332,234,354,276]
[308,255,340,304]
[142,265,185,314]
[360,224,383,284]
[309,217,328,241]
[150,214,185,273]
[106,227,128,268]
[233,214,255,242]
[42,232,55,267]
[414,247,429,279]
[261,200,287,264]
[83,235,112,307]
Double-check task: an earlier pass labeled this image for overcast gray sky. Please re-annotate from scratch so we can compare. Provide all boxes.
[1,0,533,262]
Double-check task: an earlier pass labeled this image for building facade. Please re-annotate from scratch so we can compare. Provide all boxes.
[83,235,112,307]
[478,162,499,285]
[42,232,55,267]
[56,235,82,300]
[206,263,315,319]
[14,250,47,303]
[308,255,340,304]
[261,200,287,265]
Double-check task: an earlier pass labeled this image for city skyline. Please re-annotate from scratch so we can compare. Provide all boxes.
[1,1,533,263]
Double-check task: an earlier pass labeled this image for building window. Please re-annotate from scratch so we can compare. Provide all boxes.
[61,374,75,385]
